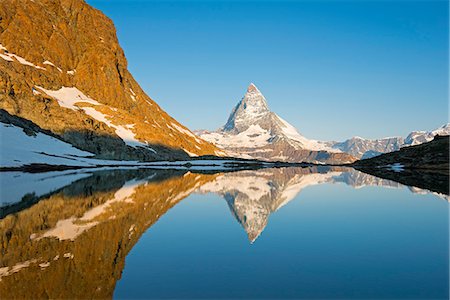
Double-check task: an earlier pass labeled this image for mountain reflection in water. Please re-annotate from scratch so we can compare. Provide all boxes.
[0,166,448,298]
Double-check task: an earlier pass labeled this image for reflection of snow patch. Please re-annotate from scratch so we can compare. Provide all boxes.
[34,179,147,241]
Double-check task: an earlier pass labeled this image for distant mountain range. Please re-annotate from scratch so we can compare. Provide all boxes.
[197,84,449,162]
[332,123,450,159]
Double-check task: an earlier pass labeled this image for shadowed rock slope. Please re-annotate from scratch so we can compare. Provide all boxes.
[0,0,221,161]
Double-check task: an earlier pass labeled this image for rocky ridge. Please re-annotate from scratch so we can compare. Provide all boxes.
[0,0,222,162]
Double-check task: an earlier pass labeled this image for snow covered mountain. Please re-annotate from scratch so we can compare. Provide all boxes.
[331,136,405,159]
[198,84,356,164]
[198,83,449,161]
[332,123,450,159]
[403,124,450,146]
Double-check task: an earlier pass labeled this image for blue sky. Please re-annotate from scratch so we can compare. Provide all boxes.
[88,0,448,141]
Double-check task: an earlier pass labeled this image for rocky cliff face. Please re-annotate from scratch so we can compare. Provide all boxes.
[198,84,356,164]
[0,0,221,161]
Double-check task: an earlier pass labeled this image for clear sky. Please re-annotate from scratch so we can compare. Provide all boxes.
[87,0,448,141]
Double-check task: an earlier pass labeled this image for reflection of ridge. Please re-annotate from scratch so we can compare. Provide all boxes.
[224,191,270,243]
[333,169,403,189]
[0,169,218,298]
[199,167,342,243]
[199,167,447,243]
[0,169,189,218]
[1,166,446,298]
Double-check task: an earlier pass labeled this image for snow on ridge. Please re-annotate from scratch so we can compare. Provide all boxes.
[184,149,199,157]
[36,86,154,150]
[202,124,271,149]
[43,60,62,72]
[81,107,152,149]
[0,44,45,70]
[36,86,100,109]
[171,122,204,144]
[276,114,339,152]
[0,53,13,62]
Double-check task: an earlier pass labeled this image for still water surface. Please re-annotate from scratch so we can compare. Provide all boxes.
[0,167,448,299]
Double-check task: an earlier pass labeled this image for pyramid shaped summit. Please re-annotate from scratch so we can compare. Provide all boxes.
[223,83,270,132]
[247,82,261,93]
[199,83,357,164]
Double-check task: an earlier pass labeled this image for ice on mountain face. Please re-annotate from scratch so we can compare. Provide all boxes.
[81,107,150,149]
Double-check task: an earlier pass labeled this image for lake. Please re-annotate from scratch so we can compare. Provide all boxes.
[0,166,448,299]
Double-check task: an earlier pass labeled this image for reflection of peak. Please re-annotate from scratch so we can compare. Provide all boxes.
[198,167,343,243]
[224,192,268,243]
[198,166,435,243]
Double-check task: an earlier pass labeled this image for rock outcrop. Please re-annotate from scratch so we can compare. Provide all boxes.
[0,0,221,162]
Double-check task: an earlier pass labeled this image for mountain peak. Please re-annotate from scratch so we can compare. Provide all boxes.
[223,83,270,132]
[247,82,260,93]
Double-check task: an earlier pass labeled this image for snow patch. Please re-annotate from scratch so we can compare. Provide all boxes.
[0,44,45,70]
[37,86,100,110]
